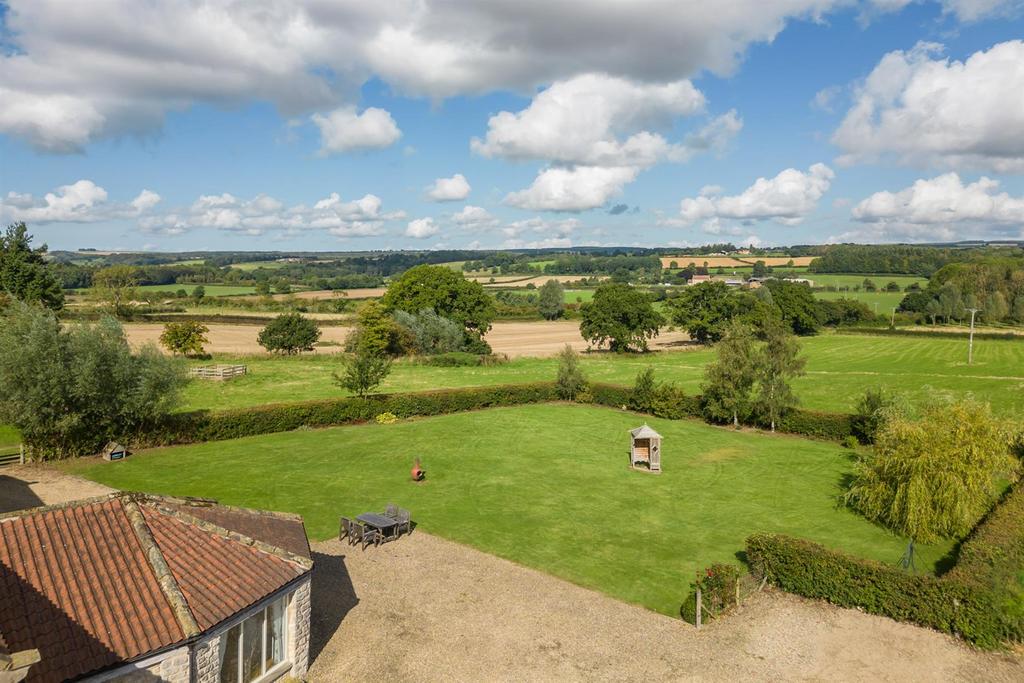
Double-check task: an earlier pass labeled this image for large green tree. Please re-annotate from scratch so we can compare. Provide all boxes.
[579,283,664,352]
[91,265,140,317]
[701,320,757,428]
[538,279,566,320]
[0,223,64,310]
[382,265,496,340]
[159,321,210,356]
[763,279,820,335]
[0,304,185,458]
[845,400,1018,566]
[257,313,321,354]
[667,281,758,344]
[752,321,806,432]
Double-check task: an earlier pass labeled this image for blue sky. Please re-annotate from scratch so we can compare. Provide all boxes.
[1,0,1023,251]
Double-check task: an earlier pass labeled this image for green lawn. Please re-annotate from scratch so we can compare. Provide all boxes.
[564,289,594,303]
[181,333,1024,416]
[65,404,950,615]
[0,425,20,450]
[137,284,258,296]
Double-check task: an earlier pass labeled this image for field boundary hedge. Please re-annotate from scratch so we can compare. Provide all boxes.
[837,327,1023,341]
[125,380,858,451]
[746,481,1024,648]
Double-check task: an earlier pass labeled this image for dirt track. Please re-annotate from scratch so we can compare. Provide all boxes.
[307,532,1023,682]
[122,321,691,357]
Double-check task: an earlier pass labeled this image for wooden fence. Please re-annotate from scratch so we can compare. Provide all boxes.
[188,364,247,381]
[0,445,24,468]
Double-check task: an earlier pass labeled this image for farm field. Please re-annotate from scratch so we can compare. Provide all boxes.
[175,332,1024,414]
[123,320,690,358]
[65,403,952,616]
[134,284,258,296]
[816,289,910,311]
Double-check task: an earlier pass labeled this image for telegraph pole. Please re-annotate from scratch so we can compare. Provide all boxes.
[967,308,980,365]
[890,307,896,328]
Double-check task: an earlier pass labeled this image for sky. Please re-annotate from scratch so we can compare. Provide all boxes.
[1,0,1023,252]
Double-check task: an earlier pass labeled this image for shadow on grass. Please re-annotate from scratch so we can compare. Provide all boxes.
[308,551,359,663]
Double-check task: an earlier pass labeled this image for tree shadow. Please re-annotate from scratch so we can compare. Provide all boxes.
[308,550,359,662]
[0,475,44,514]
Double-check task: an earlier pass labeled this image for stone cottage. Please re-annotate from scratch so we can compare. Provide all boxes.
[0,492,313,683]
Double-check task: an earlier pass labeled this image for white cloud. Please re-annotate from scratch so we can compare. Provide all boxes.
[405,217,440,239]
[811,85,841,112]
[504,166,640,212]
[452,205,499,228]
[675,163,834,226]
[471,73,706,167]
[0,0,838,151]
[0,180,160,224]
[853,173,1024,225]
[865,0,1021,22]
[833,40,1024,172]
[312,106,401,154]
[426,174,472,201]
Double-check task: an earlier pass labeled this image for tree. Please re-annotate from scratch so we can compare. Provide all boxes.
[346,301,410,356]
[752,321,806,432]
[91,265,140,317]
[0,303,185,457]
[0,223,64,310]
[845,400,1018,567]
[763,279,819,335]
[752,260,768,278]
[393,308,465,355]
[274,279,291,294]
[382,265,496,341]
[555,345,587,400]
[257,313,321,354]
[159,321,210,356]
[630,367,656,411]
[254,280,272,297]
[851,387,907,444]
[579,283,664,352]
[984,291,1009,323]
[701,321,756,427]
[538,279,565,320]
[191,285,206,303]
[334,347,392,398]
[667,281,758,344]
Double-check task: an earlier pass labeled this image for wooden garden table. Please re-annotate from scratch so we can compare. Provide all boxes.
[357,513,399,541]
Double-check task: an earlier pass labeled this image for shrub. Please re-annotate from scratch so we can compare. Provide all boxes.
[257,313,321,354]
[375,412,398,424]
[842,435,859,449]
[629,367,656,411]
[851,387,905,444]
[776,408,854,441]
[334,349,392,398]
[681,563,741,625]
[746,533,1006,648]
[420,352,499,367]
[393,308,466,355]
[555,345,587,400]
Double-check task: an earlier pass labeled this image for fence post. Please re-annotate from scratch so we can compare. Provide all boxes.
[19,444,24,465]
[736,576,741,606]
[695,587,702,629]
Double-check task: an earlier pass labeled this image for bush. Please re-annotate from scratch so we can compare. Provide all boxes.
[555,345,587,400]
[842,435,859,449]
[393,308,466,355]
[138,383,561,447]
[746,533,1007,648]
[775,408,854,441]
[681,563,741,625]
[375,412,398,424]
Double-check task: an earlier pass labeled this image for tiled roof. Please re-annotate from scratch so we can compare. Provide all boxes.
[0,494,312,683]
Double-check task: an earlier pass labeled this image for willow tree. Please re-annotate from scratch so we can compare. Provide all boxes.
[845,399,1018,569]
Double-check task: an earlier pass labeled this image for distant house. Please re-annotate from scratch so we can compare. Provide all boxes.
[688,274,711,285]
[0,493,313,683]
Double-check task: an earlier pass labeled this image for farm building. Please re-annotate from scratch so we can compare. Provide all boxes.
[629,425,662,472]
[0,493,312,683]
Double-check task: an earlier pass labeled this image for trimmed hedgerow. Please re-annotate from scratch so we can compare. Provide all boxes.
[775,408,854,441]
[680,563,741,625]
[837,327,1022,341]
[136,382,559,447]
[746,533,1008,648]
[946,481,1024,642]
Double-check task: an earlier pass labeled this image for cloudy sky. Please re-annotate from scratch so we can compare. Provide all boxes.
[1,0,1023,251]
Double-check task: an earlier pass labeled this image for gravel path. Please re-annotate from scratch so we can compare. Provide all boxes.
[308,532,1023,682]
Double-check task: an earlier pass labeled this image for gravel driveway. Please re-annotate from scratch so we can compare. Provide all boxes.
[308,532,1023,682]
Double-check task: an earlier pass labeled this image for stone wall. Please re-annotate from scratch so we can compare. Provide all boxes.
[107,646,189,682]
[193,634,220,683]
[289,578,312,679]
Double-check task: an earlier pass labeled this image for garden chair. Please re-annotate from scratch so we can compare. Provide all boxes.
[384,503,400,520]
[339,517,352,543]
[396,508,412,536]
[358,524,380,549]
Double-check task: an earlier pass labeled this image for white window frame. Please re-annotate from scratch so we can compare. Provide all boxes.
[219,593,291,683]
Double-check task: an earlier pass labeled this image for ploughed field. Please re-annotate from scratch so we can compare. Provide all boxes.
[178,332,1024,416]
[66,404,951,617]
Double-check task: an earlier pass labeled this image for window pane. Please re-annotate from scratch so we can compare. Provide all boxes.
[218,625,240,683]
[266,596,287,670]
[241,612,264,682]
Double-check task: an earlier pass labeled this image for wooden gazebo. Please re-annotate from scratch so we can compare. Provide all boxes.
[629,425,662,473]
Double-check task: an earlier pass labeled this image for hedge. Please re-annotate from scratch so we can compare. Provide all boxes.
[746,533,1006,648]
[837,327,1023,341]
[135,382,559,447]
